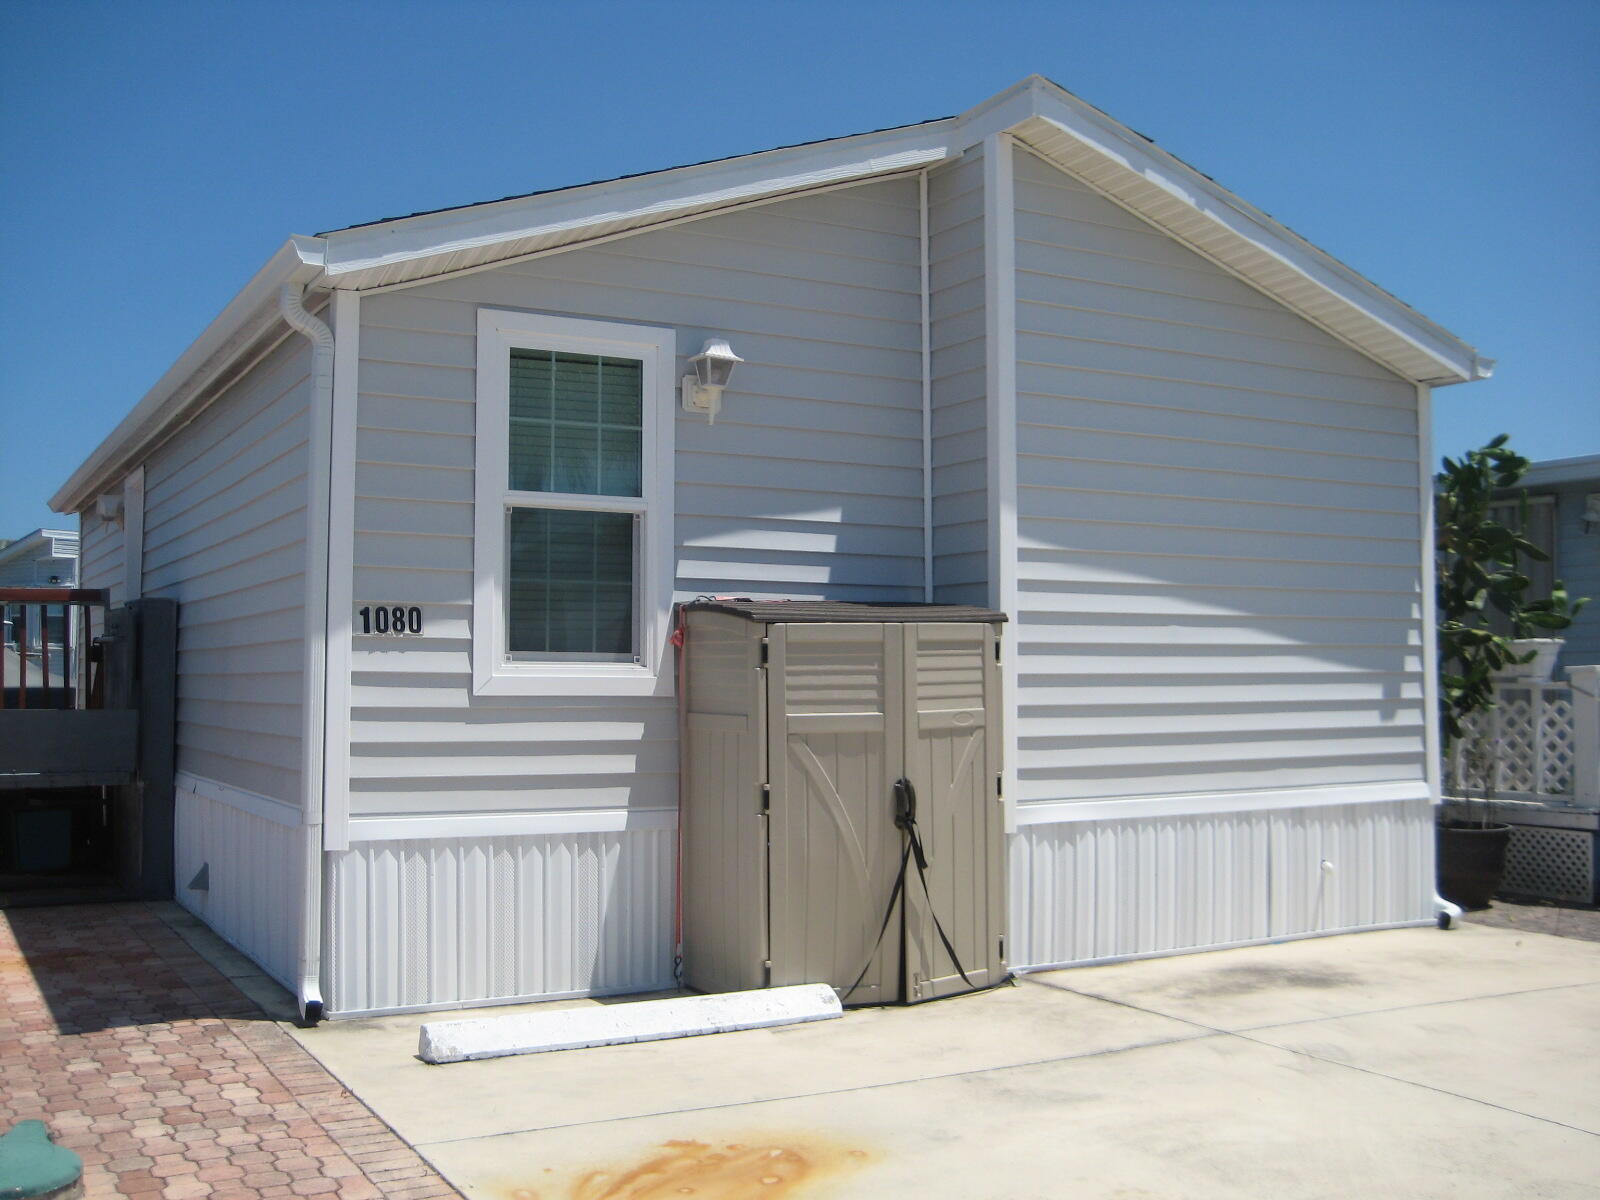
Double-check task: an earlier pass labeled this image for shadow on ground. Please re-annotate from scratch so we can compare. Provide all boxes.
[0,901,264,1035]
[1466,896,1600,943]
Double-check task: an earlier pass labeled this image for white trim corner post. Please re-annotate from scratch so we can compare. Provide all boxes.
[1415,383,1453,926]
[279,282,335,1024]
[983,131,1019,833]
[322,291,360,854]
[1569,665,1600,808]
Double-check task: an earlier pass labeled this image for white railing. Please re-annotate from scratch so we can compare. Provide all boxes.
[1447,665,1600,807]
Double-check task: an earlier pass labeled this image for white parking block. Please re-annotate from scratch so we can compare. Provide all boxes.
[418,983,842,1064]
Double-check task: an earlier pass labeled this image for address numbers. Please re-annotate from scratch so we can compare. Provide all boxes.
[357,604,423,637]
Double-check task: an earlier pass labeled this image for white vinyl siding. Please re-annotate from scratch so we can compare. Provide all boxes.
[140,332,313,806]
[78,506,124,609]
[77,508,123,645]
[929,146,989,605]
[1008,146,1426,807]
[348,178,924,823]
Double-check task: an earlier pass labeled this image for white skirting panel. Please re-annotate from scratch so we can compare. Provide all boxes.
[1268,797,1435,937]
[1010,797,1433,970]
[325,828,675,1017]
[174,781,301,990]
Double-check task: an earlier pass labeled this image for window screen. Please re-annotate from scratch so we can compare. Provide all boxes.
[506,509,636,657]
[504,348,643,659]
[509,350,642,497]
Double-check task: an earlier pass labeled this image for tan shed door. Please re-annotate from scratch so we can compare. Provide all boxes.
[765,622,904,1003]
[900,622,1005,1001]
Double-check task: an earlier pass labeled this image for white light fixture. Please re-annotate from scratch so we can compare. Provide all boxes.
[682,337,743,423]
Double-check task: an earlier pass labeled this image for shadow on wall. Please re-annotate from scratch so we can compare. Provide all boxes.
[1012,564,1423,800]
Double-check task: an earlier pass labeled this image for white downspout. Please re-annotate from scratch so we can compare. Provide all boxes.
[280,283,334,1022]
[1415,381,1462,930]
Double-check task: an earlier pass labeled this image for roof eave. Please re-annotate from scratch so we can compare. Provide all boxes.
[317,119,962,290]
[51,237,327,514]
[1518,455,1600,488]
[1007,80,1486,387]
[53,76,1494,514]
[318,73,1486,385]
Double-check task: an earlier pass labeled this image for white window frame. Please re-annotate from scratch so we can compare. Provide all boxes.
[473,308,675,697]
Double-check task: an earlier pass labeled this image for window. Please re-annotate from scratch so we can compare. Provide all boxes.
[1485,495,1557,635]
[1487,495,1557,598]
[473,310,675,696]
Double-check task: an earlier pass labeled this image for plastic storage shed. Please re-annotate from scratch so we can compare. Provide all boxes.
[678,601,1008,1005]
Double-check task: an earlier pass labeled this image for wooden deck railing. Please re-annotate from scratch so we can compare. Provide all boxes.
[0,587,110,710]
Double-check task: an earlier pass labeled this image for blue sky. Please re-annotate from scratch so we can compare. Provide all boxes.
[2,0,1595,535]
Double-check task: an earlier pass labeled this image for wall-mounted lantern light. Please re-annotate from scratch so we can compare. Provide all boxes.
[682,338,743,424]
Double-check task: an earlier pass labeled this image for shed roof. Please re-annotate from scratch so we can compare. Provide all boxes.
[683,600,1007,625]
[53,75,1492,513]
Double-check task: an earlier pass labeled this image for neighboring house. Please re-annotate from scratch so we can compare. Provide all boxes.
[0,528,80,671]
[51,77,1493,1021]
[0,527,79,588]
[1491,454,1600,672]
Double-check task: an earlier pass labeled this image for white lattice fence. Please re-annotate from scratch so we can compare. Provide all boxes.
[1449,683,1575,799]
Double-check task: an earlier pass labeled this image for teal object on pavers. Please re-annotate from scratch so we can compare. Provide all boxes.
[0,1122,82,1200]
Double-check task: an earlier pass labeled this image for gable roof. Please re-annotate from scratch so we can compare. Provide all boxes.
[52,75,1490,514]
[1519,455,1600,489]
[0,528,79,567]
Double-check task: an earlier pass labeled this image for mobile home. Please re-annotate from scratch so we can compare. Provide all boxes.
[52,77,1491,1020]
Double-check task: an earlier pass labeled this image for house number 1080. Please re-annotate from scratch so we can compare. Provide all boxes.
[358,605,423,636]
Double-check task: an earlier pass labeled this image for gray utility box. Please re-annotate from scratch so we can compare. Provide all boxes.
[679,601,1008,1006]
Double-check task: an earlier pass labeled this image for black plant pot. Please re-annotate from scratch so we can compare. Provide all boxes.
[1437,820,1512,910]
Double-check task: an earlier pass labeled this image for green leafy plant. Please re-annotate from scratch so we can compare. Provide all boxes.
[1435,435,1588,747]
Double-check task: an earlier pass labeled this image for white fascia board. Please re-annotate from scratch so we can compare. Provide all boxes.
[0,529,57,564]
[954,76,1056,148]
[51,236,328,514]
[318,122,959,283]
[1016,79,1489,387]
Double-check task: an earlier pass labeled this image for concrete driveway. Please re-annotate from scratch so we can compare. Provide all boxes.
[289,924,1600,1199]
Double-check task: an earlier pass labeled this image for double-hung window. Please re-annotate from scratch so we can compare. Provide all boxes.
[473,309,675,696]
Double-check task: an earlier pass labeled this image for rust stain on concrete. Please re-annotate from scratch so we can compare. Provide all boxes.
[505,1134,874,1199]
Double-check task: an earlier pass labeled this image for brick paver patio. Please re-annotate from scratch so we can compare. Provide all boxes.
[0,902,460,1200]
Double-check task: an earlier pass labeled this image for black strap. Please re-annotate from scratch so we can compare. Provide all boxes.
[904,819,975,990]
[842,778,973,1001]
[842,838,912,1001]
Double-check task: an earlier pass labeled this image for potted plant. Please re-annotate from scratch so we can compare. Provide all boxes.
[1434,436,1588,908]
[1437,733,1512,909]
[1497,580,1586,681]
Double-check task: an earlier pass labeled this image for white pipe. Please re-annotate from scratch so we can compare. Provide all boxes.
[1434,893,1463,929]
[1416,382,1454,933]
[279,282,335,1024]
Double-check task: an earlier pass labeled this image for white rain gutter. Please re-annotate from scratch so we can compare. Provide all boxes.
[52,237,327,515]
[279,282,335,1024]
